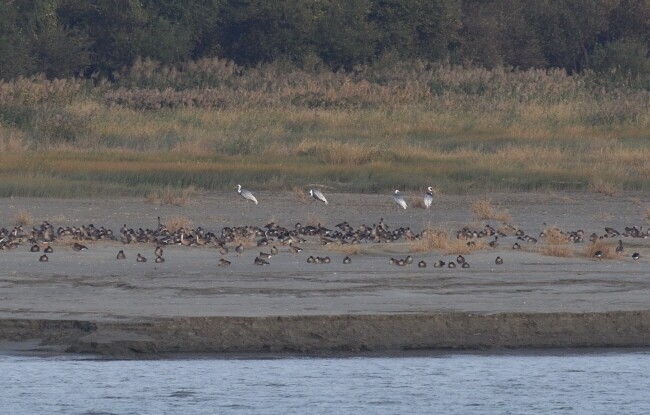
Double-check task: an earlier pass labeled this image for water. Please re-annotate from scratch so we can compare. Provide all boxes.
[3,351,650,414]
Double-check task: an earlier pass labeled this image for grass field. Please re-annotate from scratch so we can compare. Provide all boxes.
[1,59,648,197]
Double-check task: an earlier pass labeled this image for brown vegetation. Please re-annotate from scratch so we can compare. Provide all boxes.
[471,199,512,223]
[164,216,192,233]
[583,240,616,260]
[541,227,573,258]
[13,210,33,226]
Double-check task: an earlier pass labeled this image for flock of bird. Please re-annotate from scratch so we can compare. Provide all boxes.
[0,185,646,266]
[238,184,432,210]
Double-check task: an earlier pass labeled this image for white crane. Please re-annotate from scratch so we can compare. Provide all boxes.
[393,190,407,209]
[424,186,434,209]
[236,184,258,205]
[309,189,328,205]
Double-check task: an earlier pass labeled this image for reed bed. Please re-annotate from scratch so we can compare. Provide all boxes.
[583,240,616,260]
[471,199,512,223]
[540,227,573,258]
[0,61,649,197]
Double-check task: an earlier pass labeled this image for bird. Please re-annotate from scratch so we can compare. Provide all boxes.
[39,254,48,262]
[155,246,163,257]
[616,240,624,255]
[44,245,53,253]
[270,246,278,255]
[307,256,315,263]
[512,242,521,250]
[448,261,456,268]
[495,256,503,265]
[424,186,434,209]
[593,250,603,260]
[393,190,407,209]
[343,256,351,264]
[488,236,499,248]
[462,262,470,268]
[259,251,272,259]
[72,242,88,251]
[418,260,427,268]
[405,255,413,265]
[433,260,445,268]
[309,189,328,205]
[219,246,229,255]
[289,243,303,254]
[137,253,147,262]
[632,252,640,261]
[155,256,165,263]
[30,244,40,252]
[218,258,231,266]
[116,250,126,260]
[236,184,258,205]
[254,256,270,265]
[456,255,465,265]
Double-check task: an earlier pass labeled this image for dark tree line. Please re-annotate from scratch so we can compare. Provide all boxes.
[1,0,649,83]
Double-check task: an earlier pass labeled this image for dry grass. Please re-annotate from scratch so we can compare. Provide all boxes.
[13,209,33,226]
[144,185,196,206]
[589,179,619,197]
[412,198,426,209]
[409,228,485,254]
[326,243,364,255]
[304,212,325,226]
[409,228,449,252]
[583,240,616,260]
[1,63,650,196]
[471,199,512,223]
[292,186,310,204]
[232,234,257,248]
[541,227,573,258]
[164,215,192,233]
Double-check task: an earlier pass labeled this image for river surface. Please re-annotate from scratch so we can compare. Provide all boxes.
[3,350,650,414]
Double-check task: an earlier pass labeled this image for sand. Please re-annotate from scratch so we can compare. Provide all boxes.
[1,191,649,357]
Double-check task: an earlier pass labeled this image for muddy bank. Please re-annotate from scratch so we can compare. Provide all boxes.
[2,311,650,358]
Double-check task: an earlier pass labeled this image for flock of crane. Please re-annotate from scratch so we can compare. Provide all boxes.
[238,184,434,209]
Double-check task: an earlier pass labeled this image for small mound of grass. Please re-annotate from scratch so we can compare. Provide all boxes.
[583,240,615,260]
[164,215,192,233]
[13,209,33,226]
[541,226,572,258]
[471,199,511,223]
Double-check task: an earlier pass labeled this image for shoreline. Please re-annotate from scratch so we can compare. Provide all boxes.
[2,311,650,359]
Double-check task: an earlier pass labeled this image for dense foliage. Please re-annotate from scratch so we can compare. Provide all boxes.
[1,0,649,87]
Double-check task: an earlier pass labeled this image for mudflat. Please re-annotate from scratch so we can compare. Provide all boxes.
[1,191,649,357]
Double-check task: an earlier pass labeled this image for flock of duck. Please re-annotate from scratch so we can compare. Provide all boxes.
[0,192,645,268]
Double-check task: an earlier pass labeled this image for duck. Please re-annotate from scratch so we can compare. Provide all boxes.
[116,250,126,260]
[218,258,231,266]
[448,261,456,268]
[615,240,624,255]
[30,244,40,252]
[418,260,427,268]
[259,251,272,259]
[39,254,48,262]
[72,242,88,251]
[219,245,229,255]
[44,245,53,253]
[632,252,640,261]
[155,256,165,263]
[593,250,603,260]
[270,246,278,255]
[343,256,351,264]
[155,245,164,257]
[235,244,243,256]
[512,242,521,250]
[456,255,465,264]
[495,256,503,265]
[405,255,413,265]
[462,262,470,268]
[488,236,499,248]
[137,253,147,262]
[289,243,303,254]
[307,256,315,263]
[254,256,270,265]
[433,260,445,268]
